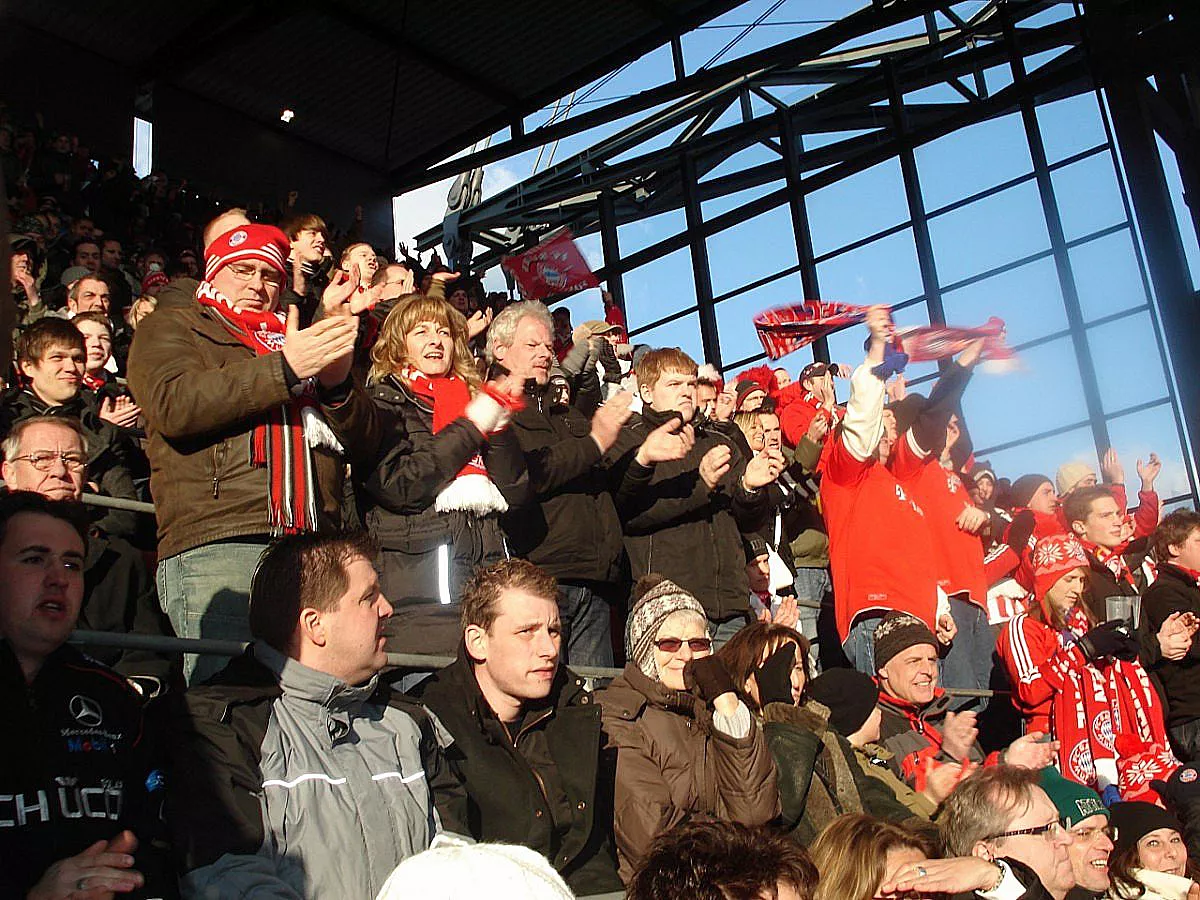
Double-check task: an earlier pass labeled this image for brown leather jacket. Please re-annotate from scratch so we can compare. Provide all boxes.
[126,298,377,558]
[597,664,780,882]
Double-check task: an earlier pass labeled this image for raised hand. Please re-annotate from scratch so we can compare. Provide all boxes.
[955,505,989,534]
[713,387,736,422]
[321,266,363,317]
[430,270,461,289]
[941,709,978,761]
[283,304,359,387]
[743,448,784,490]
[936,611,958,646]
[100,395,142,429]
[1138,453,1162,492]
[699,444,733,489]
[922,758,974,805]
[880,854,1001,897]
[467,307,493,340]
[635,418,695,467]
[1157,611,1197,661]
[1101,447,1125,485]
[590,392,634,453]
[806,414,830,444]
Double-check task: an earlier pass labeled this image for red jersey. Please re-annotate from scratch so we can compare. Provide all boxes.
[996,612,1072,737]
[778,383,842,448]
[911,462,988,609]
[821,430,940,639]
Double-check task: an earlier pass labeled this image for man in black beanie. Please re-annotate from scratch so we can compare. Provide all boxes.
[873,611,1057,793]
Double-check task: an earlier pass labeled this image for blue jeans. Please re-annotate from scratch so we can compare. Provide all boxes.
[842,614,885,675]
[558,582,615,669]
[792,567,830,675]
[939,597,996,713]
[157,541,268,684]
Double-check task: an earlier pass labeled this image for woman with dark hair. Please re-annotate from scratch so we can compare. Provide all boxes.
[1107,802,1200,900]
[997,535,1172,792]
[598,577,779,882]
[717,622,923,844]
[360,293,526,654]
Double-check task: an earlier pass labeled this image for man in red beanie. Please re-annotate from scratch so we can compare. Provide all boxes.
[127,224,375,683]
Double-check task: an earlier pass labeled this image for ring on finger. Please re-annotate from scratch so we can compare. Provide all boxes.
[916,866,928,878]
[77,877,88,891]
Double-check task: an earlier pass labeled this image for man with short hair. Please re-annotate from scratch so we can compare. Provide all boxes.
[1064,485,1148,619]
[168,531,463,899]
[416,558,623,896]
[625,820,817,900]
[1141,509,1200,761]
[778,360,843,448]
[128,223,373,683]
[99,237,135,312]
[0,491,172,899]
[2,416,174,694]
[72,238,101,274]
[1038,767,1113,900]
[939,766,1078,900]
[612,347,781,644]
[875,611,1056,791]
[489,300,636,667]
[1,318,140,539]
[65,274,112,318]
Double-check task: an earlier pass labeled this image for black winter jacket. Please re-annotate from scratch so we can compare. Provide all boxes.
[1080,538,1148,622]
[415,650,622,896]
[0,641,175,899]
[501,386,625,583]
[359,375,528,603]
[612,408,769,620]
[1140,563,1200,724]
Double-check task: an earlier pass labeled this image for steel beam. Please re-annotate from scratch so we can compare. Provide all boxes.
[680,152,722,368]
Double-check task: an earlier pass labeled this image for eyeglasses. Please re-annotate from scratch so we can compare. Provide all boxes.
[654,637,713,653]
[1071,824,1115,842]
[988,821,1065,842]
[11,451,87,472]
[227,263,284,287]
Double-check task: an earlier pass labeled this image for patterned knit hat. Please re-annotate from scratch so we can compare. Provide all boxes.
[872,611,937,673]
[625,578,707,679]
[204,224,290,282]
[1031,535,1089,604]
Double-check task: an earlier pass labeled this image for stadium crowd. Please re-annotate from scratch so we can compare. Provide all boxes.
[7,109,1200,900]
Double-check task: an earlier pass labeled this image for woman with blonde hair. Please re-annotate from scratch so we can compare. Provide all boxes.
[810,814,937,900]
[361,293,526,654]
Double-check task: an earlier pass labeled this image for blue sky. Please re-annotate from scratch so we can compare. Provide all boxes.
[393,0,1199,503]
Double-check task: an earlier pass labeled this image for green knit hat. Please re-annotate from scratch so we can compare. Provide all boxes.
[1039,766,1108,828]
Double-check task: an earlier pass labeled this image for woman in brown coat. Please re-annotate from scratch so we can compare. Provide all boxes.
[598,576,780,883]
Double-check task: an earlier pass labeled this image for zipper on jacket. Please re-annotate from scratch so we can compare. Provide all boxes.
[499,710,556,815]
[211,441,228,499]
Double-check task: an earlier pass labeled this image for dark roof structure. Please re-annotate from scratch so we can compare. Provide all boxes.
[3,0,741,177]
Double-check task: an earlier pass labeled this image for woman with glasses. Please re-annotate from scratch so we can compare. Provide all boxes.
[598,575,779,883]
[997,534,1173,792]
[1107,802,1200,900]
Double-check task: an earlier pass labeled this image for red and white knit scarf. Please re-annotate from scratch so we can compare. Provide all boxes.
[397,367,508,515]
[1081,539,1137,589]
[196,281,320,533]
[1051,607,1171,789]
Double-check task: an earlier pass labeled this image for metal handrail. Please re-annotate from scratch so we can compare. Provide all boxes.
[68,630,999,695]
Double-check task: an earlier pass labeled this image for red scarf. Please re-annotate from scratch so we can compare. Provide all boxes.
[1051,607,1172,789]
[82,371,106,392]
[398,367,511,515]
[196,281,319,533]
[1080,539,1136,589]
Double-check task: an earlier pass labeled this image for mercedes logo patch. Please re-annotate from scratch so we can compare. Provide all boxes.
[69,695,103,728]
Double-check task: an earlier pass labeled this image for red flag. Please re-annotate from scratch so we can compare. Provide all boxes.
[501,229,599,301]
[897,317,1014,365]
[753,300,871,360]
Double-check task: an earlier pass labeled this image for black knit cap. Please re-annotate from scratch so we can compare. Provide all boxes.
[1110,802,1183,856]
[1009,473,1053,509]
[872,611,937,673]
[807,668,880,737]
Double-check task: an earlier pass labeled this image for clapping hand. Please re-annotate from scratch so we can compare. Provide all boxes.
[941,710,978,761]
[635,416,695,467]
[99,395,141,429]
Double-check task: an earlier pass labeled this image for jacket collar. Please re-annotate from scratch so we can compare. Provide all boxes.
[254,640,379,713]
[603,662,704,720]
[1159,562,1200,589]
[877,685,949,721]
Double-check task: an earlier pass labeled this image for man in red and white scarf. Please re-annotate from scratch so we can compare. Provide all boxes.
[127,221,374,683]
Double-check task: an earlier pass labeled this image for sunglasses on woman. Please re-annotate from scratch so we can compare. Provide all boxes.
[653,637,713,653]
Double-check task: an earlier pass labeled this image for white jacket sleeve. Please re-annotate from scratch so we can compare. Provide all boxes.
[840,359,886,462]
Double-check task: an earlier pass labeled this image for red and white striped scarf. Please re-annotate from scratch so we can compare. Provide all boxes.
[1080,539,1137,589]
[1052,606,1172,789]
[195,281,320,533]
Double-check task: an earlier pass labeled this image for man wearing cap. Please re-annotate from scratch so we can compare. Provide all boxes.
[1038,767,1114,900]
[127,223,374,683]
[875,610,1057,792]
[778,360,843,448]
[1056,450,1160,542]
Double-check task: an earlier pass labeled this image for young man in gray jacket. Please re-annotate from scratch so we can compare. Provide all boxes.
[166,531,466,899]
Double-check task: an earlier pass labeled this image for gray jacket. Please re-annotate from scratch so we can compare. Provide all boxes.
[168,643,466,899]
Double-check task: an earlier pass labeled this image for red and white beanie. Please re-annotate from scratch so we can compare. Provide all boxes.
[1032,534,1090,605]
[204,224,290,282]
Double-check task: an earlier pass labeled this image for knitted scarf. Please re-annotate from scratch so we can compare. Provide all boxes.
[1080,539,1137,590]
[1051,606,1171,790]
[195,281,321,532]
[397,367,508,516]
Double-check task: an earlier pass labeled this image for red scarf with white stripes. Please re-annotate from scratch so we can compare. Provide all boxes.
[1080,539,1136,589]
[196,281,318,533]
[1051,606,1171,788]
[399,366,489,483]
